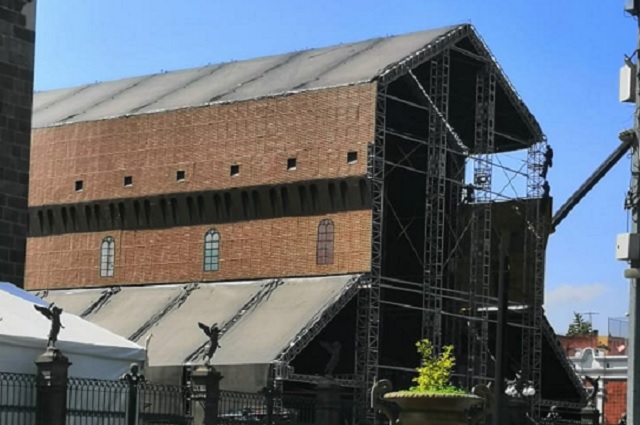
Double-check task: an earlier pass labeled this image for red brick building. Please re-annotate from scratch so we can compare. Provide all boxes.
[27,24,585,416]
[561,335,628,424]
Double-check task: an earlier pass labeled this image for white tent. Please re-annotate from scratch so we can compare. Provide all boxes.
[0,283,144,379]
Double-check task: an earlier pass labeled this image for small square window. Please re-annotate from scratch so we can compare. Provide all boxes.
[75,180,84,192]
[124,176,133,187]
[287,158,297,171]
[347,151,358,164]
[230,164,240,177]
[176,170,186,182]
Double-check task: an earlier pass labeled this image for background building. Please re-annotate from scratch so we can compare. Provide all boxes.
[26,24,585,418]
[562,317,629,425]
[0,0,35,288]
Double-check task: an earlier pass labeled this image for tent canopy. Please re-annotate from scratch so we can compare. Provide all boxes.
[0,283,144,379]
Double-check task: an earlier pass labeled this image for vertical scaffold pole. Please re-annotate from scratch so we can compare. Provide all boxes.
[467,68,495,386]
[423,50,450,351]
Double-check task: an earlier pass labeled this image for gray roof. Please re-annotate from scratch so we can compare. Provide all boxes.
[32,25,461,128]
[39,275,359,368]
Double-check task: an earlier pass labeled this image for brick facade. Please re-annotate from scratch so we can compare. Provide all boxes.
[25,211,372,290]
[29,84,376,206]
[0,1,35,288]
[604,381,626,425]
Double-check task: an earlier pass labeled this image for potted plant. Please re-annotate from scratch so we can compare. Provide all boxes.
[374,339,488,425]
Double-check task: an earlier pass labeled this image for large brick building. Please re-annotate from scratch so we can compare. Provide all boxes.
[27,84,373,287]
[27,24,586,417]
[0,0,35,288]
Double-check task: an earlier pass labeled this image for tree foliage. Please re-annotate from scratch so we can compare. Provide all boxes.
[566,312,595,337]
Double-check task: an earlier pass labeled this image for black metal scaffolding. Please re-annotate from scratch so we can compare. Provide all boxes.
[354,25,553,422]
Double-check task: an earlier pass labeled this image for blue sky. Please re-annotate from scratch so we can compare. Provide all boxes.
[33,1,635,335]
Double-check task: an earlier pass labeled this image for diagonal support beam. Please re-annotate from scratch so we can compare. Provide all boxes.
[406,69,469,153]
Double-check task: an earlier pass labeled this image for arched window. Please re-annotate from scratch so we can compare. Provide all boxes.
[204,229,220,271]
[100,236,115,277]
[316,219,334,265]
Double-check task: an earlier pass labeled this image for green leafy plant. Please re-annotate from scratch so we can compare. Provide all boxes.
[409,339,466,395]
[566,312,596,337]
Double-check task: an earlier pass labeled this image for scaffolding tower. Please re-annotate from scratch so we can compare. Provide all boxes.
[356,26,551,422]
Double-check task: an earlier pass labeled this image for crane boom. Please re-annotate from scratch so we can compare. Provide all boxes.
[551,138,633,232]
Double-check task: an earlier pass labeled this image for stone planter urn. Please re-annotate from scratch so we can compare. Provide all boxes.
[383,392,483,425]
[372,380,490,425]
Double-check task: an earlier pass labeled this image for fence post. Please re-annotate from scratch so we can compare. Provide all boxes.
[35,348,70,425]
[581,405,600,425]
[262,381,277,425]
[191,365,223,425]
[315,379,341,425]
[506,397,528,425]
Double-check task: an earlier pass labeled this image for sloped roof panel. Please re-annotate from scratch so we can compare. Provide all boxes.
[36,275,359,368]
[69,65,217,123]
[211,275,356,366]
[138,280,269,366]
[32,84,91,113]
[302,26,456,91]
[33,75,151,128]
[32,25,461,128]
[41,287,104,316]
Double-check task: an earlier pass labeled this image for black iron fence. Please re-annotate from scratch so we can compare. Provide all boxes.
[1,371,359,425]
[66,377,128,425]
[217,391,319,424]
[0,371,192,425]
[0,372,37,425]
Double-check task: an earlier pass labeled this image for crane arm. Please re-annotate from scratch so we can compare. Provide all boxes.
[551,134,634,232]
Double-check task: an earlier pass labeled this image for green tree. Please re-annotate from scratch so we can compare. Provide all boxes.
[566,312,594,337]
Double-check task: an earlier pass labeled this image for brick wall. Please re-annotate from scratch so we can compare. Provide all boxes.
[604,380,626,425]
[0,1,35,287]
[558,335,600,356]
[25,211,372,290]
[29,84,376,206]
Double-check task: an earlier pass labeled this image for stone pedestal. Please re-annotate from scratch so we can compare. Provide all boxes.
[191,365,223,425]
[35,347,70,425]
[507,397,527,425]
[581,405,600,425]
[315,379,341,425]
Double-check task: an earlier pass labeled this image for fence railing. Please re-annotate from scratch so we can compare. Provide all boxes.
[0,372,37,425]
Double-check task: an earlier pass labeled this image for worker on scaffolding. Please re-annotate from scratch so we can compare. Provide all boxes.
[541,145,553,179]
[542,180,550,198]
[464,183,475,203]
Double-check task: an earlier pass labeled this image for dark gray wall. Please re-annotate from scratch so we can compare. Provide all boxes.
[0,0,35,287]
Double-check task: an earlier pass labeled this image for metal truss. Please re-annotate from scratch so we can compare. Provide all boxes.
[467,68,496,385]
[287,373,360,388]
[360,29,551,423]
[356,87,387,424]
[523,140,546,418]
[421,50,450,351]
[539,398,585,411]
[541,315,588,401]
[378,24,543,143]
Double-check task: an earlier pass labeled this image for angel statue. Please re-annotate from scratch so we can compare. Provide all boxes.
[198,322,221,364]
[34,303,64,348]
[585,375,601,407]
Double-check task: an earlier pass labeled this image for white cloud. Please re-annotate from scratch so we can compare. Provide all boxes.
[545,283,607,307]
